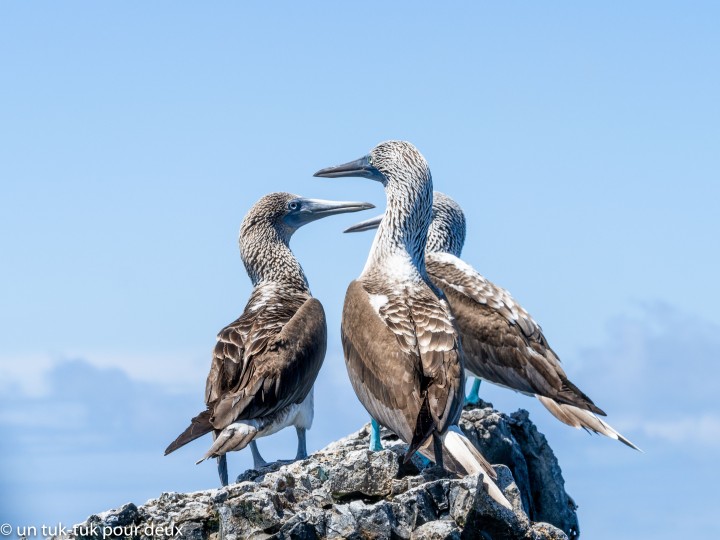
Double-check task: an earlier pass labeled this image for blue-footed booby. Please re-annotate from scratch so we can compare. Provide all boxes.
[315,142,512,509]
[346,192,639,450]
[165,192,374,485]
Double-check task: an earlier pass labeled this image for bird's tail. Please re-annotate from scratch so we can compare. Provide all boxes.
[536,395,641,451]
[164,410,214,455]
[196,421,259,464]
[419,426,512,510]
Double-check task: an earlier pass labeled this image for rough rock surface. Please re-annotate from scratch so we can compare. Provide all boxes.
[58,402,579,540]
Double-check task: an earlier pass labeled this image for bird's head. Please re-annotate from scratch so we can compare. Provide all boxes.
[426,192,466,257]
[240,192,374,243]
[314,140,431,190]
[238,192,374,286]
[315,141,434,267]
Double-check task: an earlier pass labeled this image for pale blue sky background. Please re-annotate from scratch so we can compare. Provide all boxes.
[1,2,718,539]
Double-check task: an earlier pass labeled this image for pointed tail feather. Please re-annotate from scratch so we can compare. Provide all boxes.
[442,426,496,479]
[536,395,642,451]
[417,438,464,476]
[164,410,213,455]
[415,428,495,480]
[404,395,435,463]
[196,421,259,464]
[557,378,607,416]
[442,426,512,510]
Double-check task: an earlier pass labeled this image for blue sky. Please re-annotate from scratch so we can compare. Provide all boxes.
[1,2,718,539]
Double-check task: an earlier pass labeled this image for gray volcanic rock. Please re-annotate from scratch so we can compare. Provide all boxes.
[459,401,579,537]
[58,404,578,540]
[326,448,400,499]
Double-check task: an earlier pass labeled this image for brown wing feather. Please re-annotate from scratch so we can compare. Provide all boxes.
[427,255,604,415]
[427,254,543,340]
[204,287,305,407]
[342,280,422,443]
[164,410,213,455]
[210,295,327,429]
[406,289,464,431]
[167,288,326,454]
[341,279,463,448]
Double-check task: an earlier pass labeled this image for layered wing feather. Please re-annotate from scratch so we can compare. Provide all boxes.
[165,286,326,455]
[341,278,463,450]
[427,252,604,415]
[208,289,327,429]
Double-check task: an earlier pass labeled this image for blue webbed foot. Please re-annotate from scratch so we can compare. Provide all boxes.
[465,378,482,406]
[369,418,383,451]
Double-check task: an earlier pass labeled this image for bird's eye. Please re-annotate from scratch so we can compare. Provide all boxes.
[288,201,299,211]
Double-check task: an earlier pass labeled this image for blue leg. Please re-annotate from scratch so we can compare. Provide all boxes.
[295,427,308,460]
[249,440,268,469]
[369,418,383,451]
[217,454,228,486]
[465,378,482,405]
[433,433,444,470]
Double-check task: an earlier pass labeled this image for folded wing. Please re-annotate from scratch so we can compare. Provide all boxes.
[165,290,326,455]
[427,253,604,415]
[341,279,463,455]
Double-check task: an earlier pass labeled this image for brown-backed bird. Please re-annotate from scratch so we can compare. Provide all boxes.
[345,191,639,450]
[315,142,512,508]
[165,192,374,485]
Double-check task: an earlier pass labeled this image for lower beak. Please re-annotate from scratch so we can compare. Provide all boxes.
[343,213,384,233]
[295,198,375,226]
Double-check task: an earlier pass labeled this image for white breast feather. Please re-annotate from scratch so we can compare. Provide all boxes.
[368,293,389,314]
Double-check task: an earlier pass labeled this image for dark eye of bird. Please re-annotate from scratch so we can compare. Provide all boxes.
[288,201,299,211]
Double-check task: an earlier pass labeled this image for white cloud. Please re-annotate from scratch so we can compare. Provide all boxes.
[568,303,719,413]
[0,353,56,396]
[0,401,87,429]
[0,348,209,398]
[0,347,352,401]
[640,414,720,446]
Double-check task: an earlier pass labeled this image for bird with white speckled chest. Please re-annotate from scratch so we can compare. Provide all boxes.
[315,141,512,509]
[346,191,640,451]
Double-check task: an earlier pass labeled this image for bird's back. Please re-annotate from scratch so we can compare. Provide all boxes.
[341,275,464,449]
[206,284,327,429]
[426,252,603,415]
[165,284,327,456]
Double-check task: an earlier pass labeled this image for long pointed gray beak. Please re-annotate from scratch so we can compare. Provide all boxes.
[285,198,375,228]
[313,155,384,182]
[343,213,384,233]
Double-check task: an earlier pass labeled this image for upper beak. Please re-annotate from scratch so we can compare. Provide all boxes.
[343,213,384,233]
[313,155,383,182]
[291,198,375,227]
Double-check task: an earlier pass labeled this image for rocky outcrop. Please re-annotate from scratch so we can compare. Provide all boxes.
[459,403,579,536]
[61,402,579,540]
